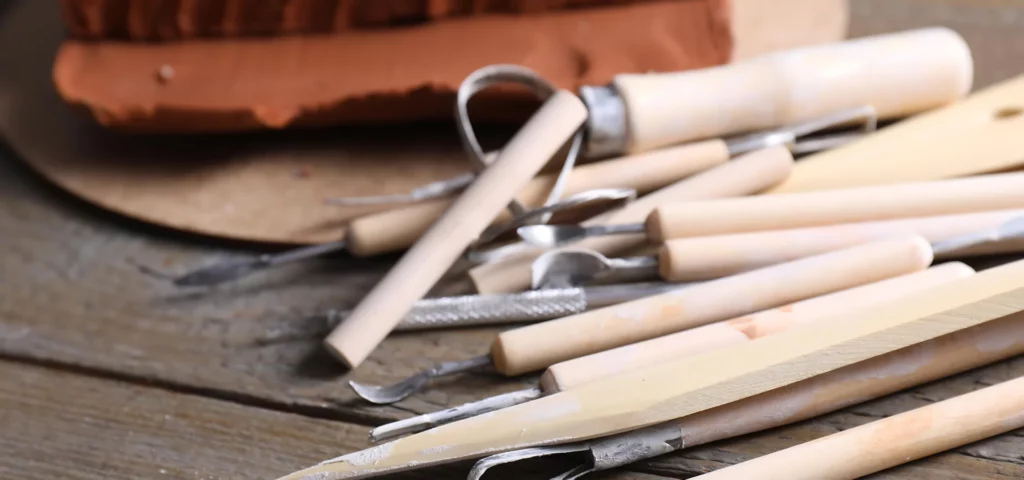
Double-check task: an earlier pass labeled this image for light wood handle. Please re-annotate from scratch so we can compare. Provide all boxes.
[491,234,934,376]
[346,139,731,256]
[541,262,973,392]
[324,91,587,368]
[672,311,1024,451]
[657,209,1024,282]
[616,27,972,153]
[647,172,1024,242]
[696,375,1024,480]
[468,145,795,293]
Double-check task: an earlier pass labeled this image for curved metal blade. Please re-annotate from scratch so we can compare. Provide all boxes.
[349,355,492,404]
[467,444,591,480]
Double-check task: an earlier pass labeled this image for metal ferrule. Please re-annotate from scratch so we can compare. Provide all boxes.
[588,422,685,471]
[579,84,629,159]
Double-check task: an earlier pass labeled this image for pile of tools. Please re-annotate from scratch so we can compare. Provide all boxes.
[170,26,1024,479]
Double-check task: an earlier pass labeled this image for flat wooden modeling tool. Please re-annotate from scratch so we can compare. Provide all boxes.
[770,72,1024,193]
[278,257,1024,480]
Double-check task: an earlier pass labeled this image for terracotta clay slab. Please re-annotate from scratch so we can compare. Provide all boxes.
[53,0,733,132]
[0,0,845,244]
[58,0,665,39]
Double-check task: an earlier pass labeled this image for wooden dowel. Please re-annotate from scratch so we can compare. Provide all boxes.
[323,91,587,368]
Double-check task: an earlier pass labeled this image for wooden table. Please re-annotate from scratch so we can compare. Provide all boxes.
[1,1,1023,479]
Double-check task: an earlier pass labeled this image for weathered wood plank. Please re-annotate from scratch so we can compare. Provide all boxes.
[0,358,667,480]
[0,0,1023,479]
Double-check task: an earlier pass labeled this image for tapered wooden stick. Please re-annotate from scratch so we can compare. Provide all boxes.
[324,91,587,368]
[279,257,1024,480]
[695,375,1024,480]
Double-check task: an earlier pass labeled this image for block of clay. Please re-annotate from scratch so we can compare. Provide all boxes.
[59,0,664,40]
[53,0,733,132]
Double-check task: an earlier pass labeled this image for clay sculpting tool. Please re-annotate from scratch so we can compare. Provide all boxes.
[278,256,1024,480]
[323,78,588,368]
[531,214,1024,287]
[350,234,934,404]
[369,263,971,441]
[658,208,1024,282]
[469,310,1024,480]
[170,106,864,287]
[393,282,684,331]
[578,27,970,158]
[469,145,795,294]
[518,172,1024,249]
[694,374,1024,480]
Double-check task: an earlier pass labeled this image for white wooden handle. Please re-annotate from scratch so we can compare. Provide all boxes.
[647,172,1024,242]
[468,145,795,293]
[491,234,934,376]
[541,262,972,392]
[696,375,1024,480]
[616,27,972,153]
[658,209,1024,282]
[324,90,587,368]
[346,139,730,256]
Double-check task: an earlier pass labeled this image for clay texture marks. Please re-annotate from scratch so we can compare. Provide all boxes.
[58,0,675,39]
[53,1,733,131]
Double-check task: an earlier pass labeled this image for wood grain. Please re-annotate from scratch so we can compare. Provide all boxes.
[0,359,667,480]
[0,1,1022,479]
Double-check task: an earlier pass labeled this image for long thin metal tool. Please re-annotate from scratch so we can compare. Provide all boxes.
[158,188,627,288]
[395,282,681,331]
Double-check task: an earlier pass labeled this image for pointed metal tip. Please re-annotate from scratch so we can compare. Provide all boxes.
[551,464,596,480]
[467,445,590,480]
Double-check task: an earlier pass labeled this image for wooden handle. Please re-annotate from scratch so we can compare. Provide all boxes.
[615,27,972,153]
[468,145,795,293]
[541,262,973,392]
[346,139,731,256]
[696,376,1024,480]
[324,90,587,368]
[771,74,1024,194]
[672,313,1024,450]
[647,172,1024,242]
[282,258,1024,479]
[491,234,934,376]
[658,209,1024,282]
